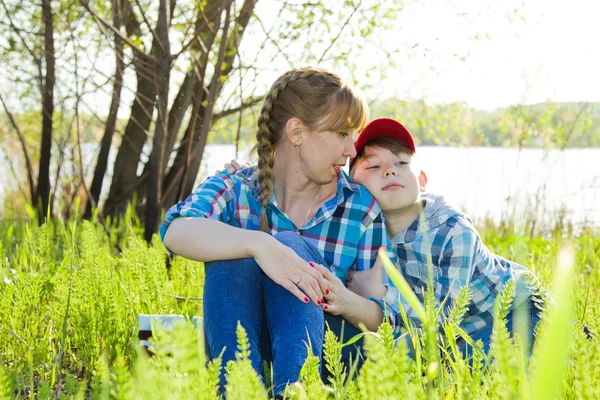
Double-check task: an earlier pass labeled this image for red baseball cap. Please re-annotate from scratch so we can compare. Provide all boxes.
[350,118,415,167]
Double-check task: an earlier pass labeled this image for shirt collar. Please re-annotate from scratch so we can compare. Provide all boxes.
[336,169,361,200]
[390,216,420,244]
[389,199,428,244]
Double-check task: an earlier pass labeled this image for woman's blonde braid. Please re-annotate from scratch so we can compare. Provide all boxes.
[256,68,326,232]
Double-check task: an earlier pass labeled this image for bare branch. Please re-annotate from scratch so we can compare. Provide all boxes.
[133,0,165,53]
[172,0,234,61]
[0,0,44,94]
[212,96,263,122]
[0,142,30,202]
[318,0,363,63]
[79,0,154,63]
[0,90,36,200]
[253,13,293,68]
[234,0,243,159]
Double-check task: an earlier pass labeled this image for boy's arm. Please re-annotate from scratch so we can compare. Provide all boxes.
[352,208,404,332]
[376,223,479,335]
[347,256,387,298]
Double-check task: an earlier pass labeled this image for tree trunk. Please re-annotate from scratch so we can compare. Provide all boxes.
[36,0,55,223]
[162,0,257,206]
[144,0,171,242]
[162,0,223,166]
[85,0,124,218]
[163,71,194,170]
[180,5,231,199]
[161,92,203,208]
[180,0,256,199]
[103,58,156,217]
[104,0,178,218]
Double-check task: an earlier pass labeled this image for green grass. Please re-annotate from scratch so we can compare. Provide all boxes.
[0,213,598,399]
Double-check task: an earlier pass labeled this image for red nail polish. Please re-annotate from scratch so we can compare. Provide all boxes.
[304,297,309,303]
[309,261,315,267]
[324,305,328,310]
[326,289,330,295]
[321,298,324,304]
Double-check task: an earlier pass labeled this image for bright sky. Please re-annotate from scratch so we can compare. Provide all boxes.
[404,0,600,108]
[4,0,597,115]
[359,0,600,110]
[202,0,600,112]
[240,0,600,111]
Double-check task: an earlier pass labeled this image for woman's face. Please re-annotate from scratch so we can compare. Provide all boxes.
[298,127,357,185]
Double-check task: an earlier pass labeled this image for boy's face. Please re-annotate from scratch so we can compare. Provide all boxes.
[351,145,427,214]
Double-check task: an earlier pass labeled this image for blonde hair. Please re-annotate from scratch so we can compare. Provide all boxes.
[256,67,368,232]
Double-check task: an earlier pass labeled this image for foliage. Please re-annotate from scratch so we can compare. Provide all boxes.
[371,99,600,149]
[0,211,598,398]
[198,99,600,149]
[0,0,406,224]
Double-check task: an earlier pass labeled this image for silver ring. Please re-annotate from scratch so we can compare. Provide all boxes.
[294,276,305,286]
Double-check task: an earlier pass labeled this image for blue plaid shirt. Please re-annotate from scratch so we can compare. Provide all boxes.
[380,194,543,336]
[160,166,394,281]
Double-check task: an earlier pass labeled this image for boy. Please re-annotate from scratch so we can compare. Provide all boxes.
[347,118,545,353]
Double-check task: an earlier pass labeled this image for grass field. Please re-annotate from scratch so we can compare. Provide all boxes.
[0,212,598,399]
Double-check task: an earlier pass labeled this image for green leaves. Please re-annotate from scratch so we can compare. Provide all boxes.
[0,217,599,398]
[0,363,14,400]
[224,323,268,400]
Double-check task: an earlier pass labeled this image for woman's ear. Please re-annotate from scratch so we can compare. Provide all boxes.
[418,170,428,192]
[284,117,305,146]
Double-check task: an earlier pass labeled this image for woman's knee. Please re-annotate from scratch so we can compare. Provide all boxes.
[273,231,303,247]
[273,231,324,263]
[204,258,262,286]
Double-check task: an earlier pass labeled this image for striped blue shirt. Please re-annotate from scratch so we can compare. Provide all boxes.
[160,166,395,281]
[379,194,545,336]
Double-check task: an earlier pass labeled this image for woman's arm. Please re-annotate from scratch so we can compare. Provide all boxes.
[164,217,266,261]
[164,217,328,305]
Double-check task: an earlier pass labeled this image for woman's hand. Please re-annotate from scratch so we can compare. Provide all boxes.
[346,258,388,300]
[312,263,358,316]
[251,235,329,306]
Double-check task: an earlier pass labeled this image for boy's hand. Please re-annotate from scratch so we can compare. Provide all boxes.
[346,258,388,299]
[312,263,355,316]
[214,159,251,175]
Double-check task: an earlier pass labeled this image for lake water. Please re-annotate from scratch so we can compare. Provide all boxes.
[1,145,599,228]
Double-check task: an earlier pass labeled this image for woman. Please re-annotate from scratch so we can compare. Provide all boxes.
[161,67,394,395]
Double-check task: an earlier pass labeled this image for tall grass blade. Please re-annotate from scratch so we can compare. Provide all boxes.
[378,247,426,322]
[530,243,575,400]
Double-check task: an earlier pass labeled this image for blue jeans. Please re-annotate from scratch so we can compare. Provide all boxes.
[203,231,363,395]
[456,296,542,357]
[393,296,542,360]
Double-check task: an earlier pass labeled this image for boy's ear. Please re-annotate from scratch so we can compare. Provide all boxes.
[418,170,427,192]
[284,117,305,146]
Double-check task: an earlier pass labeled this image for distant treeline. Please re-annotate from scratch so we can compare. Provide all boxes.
[209,100,600,149]
[2,101,598,152]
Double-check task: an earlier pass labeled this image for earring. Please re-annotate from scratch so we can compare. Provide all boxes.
[295,145,300,173]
